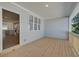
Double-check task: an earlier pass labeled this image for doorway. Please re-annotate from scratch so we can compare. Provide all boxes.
[2,9,20,49]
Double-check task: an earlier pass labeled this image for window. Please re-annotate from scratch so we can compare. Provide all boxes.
[34,17,41,30]
[72,13,79,34]
[38,19,40,30]
[29,15,33,31]
[34,17,38,30]
[29,15,41,31]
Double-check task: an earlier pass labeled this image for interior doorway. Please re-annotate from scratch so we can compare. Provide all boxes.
[2,9,20,49]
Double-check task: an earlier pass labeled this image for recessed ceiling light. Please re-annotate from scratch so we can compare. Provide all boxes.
[45,4,48,7]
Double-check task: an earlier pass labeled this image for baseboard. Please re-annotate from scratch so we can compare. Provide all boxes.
[44,36,67,40]
[20,37,44,47]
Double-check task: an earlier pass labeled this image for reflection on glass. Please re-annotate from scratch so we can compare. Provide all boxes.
[2,9,20,49]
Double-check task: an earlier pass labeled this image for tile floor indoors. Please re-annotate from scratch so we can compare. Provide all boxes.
[0,37,78,57]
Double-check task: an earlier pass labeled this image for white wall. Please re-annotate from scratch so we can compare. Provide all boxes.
[44,17,69,39]
[0,2,44,51]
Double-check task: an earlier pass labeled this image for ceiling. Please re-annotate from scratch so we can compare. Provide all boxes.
[16,2,77,19]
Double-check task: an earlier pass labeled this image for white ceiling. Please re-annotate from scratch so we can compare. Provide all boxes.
[16,2,77,19]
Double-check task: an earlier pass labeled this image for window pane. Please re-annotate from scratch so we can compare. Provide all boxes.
[29,15,33,23]
[38,24,40,30]
[34,24,37,30]
[29,15,33,31]
[38,19,40,24]
[29,23,33,30]
[34,17,37,24]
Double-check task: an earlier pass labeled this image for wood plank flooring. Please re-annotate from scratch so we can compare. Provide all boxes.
[0,37,77,57]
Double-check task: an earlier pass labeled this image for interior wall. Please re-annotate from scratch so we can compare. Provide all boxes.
[0,2,44,51]
[44,17,69,39]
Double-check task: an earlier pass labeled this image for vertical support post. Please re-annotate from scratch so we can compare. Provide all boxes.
[0,7,3,52]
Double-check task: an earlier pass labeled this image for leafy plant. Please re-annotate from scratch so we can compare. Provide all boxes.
[72,13,79,34]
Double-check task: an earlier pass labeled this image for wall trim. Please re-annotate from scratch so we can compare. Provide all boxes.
[10,2,43,19]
